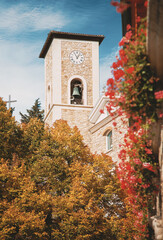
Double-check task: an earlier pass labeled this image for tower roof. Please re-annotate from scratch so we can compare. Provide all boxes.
[39,30,105,58]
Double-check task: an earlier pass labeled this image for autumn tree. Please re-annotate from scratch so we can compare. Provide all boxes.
[51,154,125,240]
[30,120,92,194]
[29,120,126,239]
[21,118,45,166]
[0,100,126,239]
[0,98,22,161]
[0,157,53,240]
[20,98,44,123]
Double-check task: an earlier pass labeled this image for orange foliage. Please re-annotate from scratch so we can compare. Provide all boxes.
[0,100,127,239]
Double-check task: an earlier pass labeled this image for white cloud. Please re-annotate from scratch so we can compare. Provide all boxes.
[100,47,119,93]
[0,40,44,122]
[0,44,119,122]
[0,4,70,33]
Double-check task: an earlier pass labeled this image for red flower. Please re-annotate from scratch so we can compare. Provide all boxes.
[119,48,125,58]
[137,211,143,218]
[119,49,128,63]
[116,59,123,67]
[137,178,142,184]
[107,90,115,99]
[107,78,114,86]
[136,16,141,23]
[126,66,135,74]
[142,184,150,189]
[111,0,130,13]
[110,0,119,7]
[129,175,137,183]
[100,109,104,114]
[116,3,129,13]
[140,28,145,34]
[143,162,151,168]
[126,24,131,31]
[144,1,148,8]
[113,121,117,127]
[125,30,132,40]
[119,38,125,46]
[155,91,163,99]
[121,55,128,64]
[134,158,142,165]
[114,69,124,80]
[119,95,125,103]
[112,62,117,69]
[145,147,152,154]
[126,79,134,85]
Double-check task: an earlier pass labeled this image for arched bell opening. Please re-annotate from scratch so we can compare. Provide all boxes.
[70,79,83,105]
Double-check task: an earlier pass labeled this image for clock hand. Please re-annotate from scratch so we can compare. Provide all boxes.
[75,52,80,59]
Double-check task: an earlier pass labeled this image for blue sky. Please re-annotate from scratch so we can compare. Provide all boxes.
[0,0,122,121]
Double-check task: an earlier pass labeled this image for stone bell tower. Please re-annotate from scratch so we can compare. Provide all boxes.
[39,31,104,145]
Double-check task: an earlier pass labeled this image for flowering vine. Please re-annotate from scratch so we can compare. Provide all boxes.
[105,1,163,239]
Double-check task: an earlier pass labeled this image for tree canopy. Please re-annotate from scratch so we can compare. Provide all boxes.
[19,98,44,123]
[0,98,127,239]
[0,98,22,161]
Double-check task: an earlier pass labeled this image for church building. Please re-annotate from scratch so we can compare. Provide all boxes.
[39,31,125,162]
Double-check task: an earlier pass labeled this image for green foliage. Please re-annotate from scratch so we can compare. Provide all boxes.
[20,98,44,123]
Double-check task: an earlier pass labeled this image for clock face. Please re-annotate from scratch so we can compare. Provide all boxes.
[69,50,84,64]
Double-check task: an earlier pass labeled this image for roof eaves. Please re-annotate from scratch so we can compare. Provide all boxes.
[39,31,105,58]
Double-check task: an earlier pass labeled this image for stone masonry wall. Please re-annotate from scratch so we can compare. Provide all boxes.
[61,40,93,106]
[61,108,92,146]
[89,116,127,163]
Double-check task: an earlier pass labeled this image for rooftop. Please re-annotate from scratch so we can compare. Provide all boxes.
[39,30,105,58]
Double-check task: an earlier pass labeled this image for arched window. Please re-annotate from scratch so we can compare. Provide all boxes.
[70,79,83,105]
[107,130,112,151]
[47,84,51,110]
[103,129,113,151]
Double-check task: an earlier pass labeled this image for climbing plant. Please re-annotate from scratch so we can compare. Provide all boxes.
[104,1,163,239]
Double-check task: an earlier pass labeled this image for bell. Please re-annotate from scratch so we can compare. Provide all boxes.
[72,86,80,97]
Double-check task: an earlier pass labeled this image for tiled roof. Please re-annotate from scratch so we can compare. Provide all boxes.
[39,30,105,58]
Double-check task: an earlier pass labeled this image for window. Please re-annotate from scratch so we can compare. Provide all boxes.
[103,129,113,152]
[47,84,51,111]
[70,79,83,105]
[107,130,112,151]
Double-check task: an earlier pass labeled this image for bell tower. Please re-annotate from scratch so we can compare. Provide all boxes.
[39,31,104,144]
